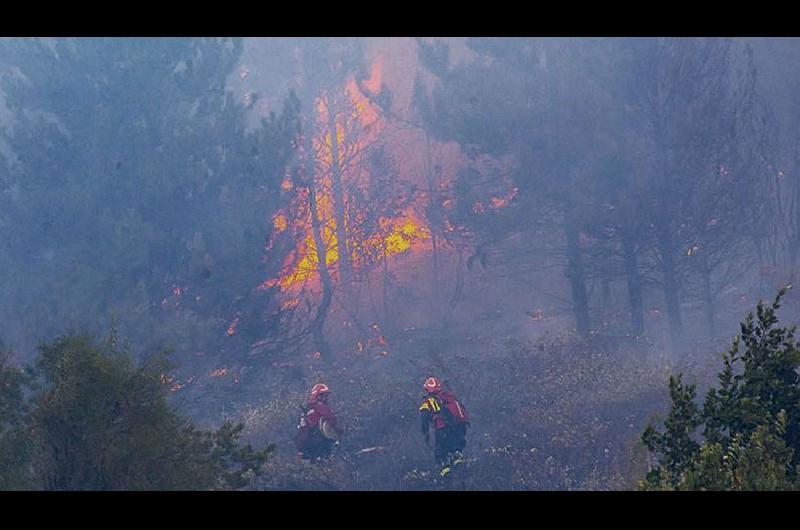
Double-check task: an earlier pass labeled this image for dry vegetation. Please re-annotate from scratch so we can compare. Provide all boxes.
[208,331,673,490]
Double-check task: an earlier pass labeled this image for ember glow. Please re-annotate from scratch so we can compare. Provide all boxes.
[226,316,240,336]
[273,213,288,233]
[489,187,519,209]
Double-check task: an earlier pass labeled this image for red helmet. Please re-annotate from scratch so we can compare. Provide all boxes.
[423,377,442,393]
[310,383,330,402]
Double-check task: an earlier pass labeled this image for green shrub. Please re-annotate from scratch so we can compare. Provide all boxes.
[641,287,800,490]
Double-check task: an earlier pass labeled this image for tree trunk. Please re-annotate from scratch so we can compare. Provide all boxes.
[622,227,645,336]
[305,130,334,362]
[699,251,716,339]
[564,208,590,336]
[657,225,684,352]
[425,133,441,307]
[754,239,767,300]
[382,245,390,323]
[326,94,352,291]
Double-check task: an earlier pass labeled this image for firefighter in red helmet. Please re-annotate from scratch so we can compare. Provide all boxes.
[294,383,342,461]
[419,376,470,477]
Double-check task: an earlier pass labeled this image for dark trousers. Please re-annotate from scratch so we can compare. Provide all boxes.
[300,431,333,461]
[434,423,467,466]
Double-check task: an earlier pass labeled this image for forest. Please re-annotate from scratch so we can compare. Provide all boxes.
[2,37,800,490]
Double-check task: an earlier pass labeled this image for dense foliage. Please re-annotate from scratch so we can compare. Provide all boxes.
[642,287,800,490]
[0,329,271,490]
[0,346,33,489]
[0,37,299,370]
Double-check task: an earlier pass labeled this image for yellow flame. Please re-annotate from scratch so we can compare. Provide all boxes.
[264,58,431,292]
[383,215,428,254]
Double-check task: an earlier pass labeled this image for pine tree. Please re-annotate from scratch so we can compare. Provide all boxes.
[0,346,34,489]
[29,331,272,490]
[641,286,800,490]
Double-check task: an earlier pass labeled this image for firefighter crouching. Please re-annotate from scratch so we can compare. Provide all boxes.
[295,383,342,461]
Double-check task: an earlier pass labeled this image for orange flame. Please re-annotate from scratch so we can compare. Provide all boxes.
[263,58,431,292]
[281,297,299,310]
[226,316,239,336]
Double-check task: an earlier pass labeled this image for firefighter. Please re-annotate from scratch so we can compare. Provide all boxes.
[295,383,341,461]
[419,376,470,477]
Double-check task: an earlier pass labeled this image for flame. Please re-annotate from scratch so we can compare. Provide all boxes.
[364,208,430,257]
[263,58,431,292]
[489,187,518,209]
[281,297,299,310]
[163,284,188,309]
[162,373,191,392]
[226,316,239,336]
[490,197,507,208]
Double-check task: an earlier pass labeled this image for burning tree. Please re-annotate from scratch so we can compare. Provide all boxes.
[260,39,432,360]
[414,37,770,348]
[415,37,609,337]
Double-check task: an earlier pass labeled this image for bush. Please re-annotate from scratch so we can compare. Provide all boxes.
[0,328,272,490]
[641,287,800,490]
[0,346,34,489]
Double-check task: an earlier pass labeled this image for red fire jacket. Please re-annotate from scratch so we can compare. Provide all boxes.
[306,399,338,431]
